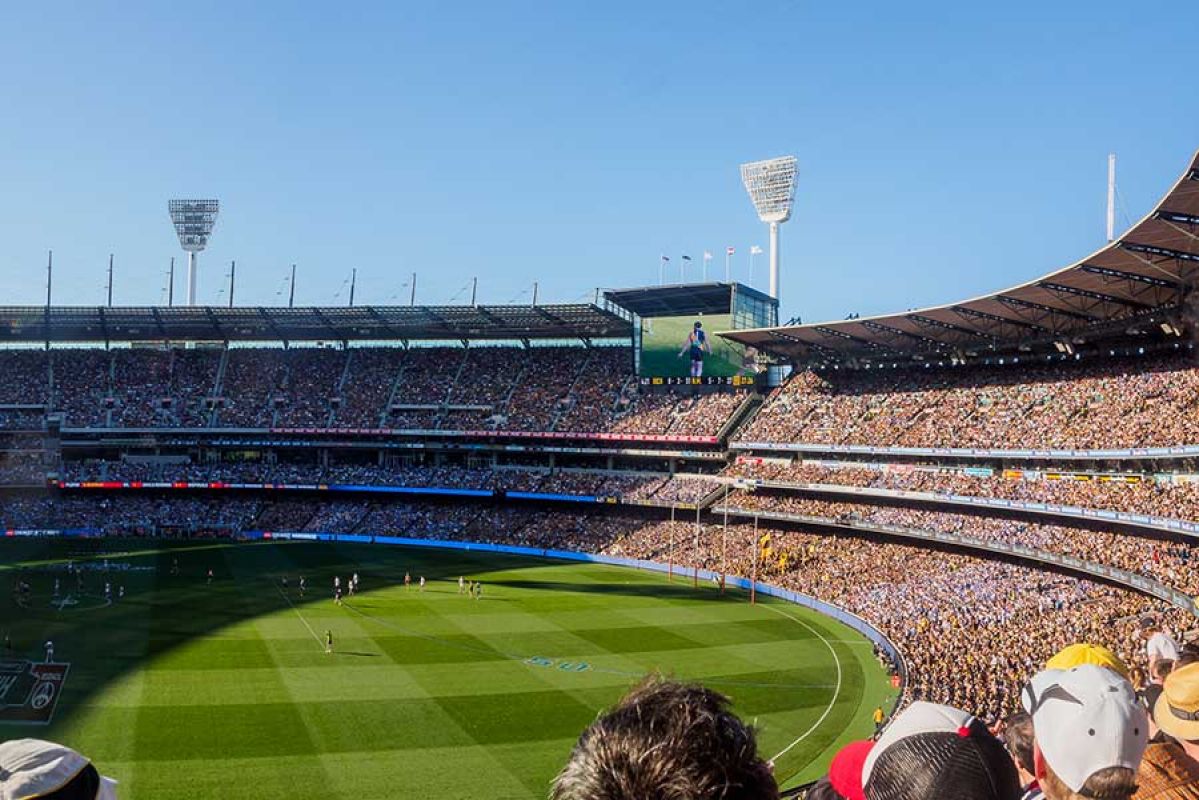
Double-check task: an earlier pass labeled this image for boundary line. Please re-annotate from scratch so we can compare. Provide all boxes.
[762,603,844,764]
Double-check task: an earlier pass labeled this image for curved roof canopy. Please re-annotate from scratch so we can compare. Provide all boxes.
[0,303,632,344]
[723,149,1199,363]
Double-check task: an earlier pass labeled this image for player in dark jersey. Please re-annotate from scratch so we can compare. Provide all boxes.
[677,320,711,378]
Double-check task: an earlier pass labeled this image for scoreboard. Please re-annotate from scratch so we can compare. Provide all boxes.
[639,375,756,387]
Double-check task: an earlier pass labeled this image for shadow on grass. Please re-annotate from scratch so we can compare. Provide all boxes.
[0,536,698,736]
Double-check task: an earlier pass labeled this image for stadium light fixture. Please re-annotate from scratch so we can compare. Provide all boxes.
[168,199,220,306]
[740,156,798,300]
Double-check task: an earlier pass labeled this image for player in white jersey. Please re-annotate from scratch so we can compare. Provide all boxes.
[419,576,426,592]
[458,576,465,594]
[44,639,54,663]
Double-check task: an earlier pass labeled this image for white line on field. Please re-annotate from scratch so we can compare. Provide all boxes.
[274,585,325,650]
[762,603,843,765]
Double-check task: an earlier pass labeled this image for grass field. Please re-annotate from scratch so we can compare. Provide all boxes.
[0,537,894,799]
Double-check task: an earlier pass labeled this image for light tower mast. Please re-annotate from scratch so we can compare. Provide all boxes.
[168,199,220,306]
[740,156,798,300]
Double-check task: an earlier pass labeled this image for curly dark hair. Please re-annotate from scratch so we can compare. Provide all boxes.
[551,676,779,800]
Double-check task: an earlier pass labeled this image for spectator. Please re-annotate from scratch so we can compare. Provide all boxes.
[1046,643,1131,679]
[1001,712,1043,800]
[1022,665,1146,800]
[551,677,777,800]
[0,738,117,799]
[861,701,1021,800]
[1152,664,1199,768]
[827,739,873,800]
[1145,620,1183,674]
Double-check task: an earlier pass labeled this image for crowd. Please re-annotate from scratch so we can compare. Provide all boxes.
[739,353,1199,451]
[730,460,1199,523]
[0,344,744,437]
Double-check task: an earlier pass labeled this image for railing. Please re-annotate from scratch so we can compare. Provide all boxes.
[711,505,1199,614]
[731,440,1199,463]
[746,479,1199,539]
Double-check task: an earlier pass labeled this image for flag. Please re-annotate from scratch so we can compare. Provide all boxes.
[703,251,713,261]
[750,245,763,255]
[726,247,735,255]
[681,255,692,261]
[661,255,670,262]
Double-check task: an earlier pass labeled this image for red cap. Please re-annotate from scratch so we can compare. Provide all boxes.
[828,739,873,800]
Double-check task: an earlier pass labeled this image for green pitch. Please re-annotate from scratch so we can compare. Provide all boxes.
[0,538,894,799]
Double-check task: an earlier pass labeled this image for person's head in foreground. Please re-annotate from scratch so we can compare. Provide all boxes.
[1153,662,1199,762]
[860,701,1021,800]
[1046,643,1130,680]
[1001,711,1037,789]
[551,677,777,800]
[0,738,117,799]
[1022,665,1147,800]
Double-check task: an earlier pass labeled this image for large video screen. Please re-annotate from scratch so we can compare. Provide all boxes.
[639,313,752,380]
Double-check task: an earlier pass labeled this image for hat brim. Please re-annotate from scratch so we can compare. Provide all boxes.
[1154,692,1199,741]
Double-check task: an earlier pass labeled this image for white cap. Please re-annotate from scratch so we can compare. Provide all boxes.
[0,738,118,799]
[1021,665,1148,792]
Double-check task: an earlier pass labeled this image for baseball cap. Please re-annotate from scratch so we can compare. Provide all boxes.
[1021,665,1147,793]
[828,740,872,800]
[1045,643,1130,679]
[0,738,117,800]
[861,701,1019,800]
[1153,662,1199,742]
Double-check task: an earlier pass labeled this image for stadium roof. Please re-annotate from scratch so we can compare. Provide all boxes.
[0,303,633,344]
[603,282,775,318]
[723,148,1199,363]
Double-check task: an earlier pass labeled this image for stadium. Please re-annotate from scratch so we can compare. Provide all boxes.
[3,7,1199,800]
[0,146,1196,797]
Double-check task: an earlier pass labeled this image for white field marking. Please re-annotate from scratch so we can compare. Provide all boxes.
[762,603,844,765]
[274,585,326,650]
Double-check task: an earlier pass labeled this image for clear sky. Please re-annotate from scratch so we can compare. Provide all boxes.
[0,1,1195,324]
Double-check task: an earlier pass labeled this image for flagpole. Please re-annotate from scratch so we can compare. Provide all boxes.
[725,249,731,282]
[750,515,759,605]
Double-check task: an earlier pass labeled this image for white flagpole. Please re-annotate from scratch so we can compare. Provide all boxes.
[724,249,731,282]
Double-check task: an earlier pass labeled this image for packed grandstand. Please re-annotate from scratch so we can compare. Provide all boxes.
[3,149,1199,798]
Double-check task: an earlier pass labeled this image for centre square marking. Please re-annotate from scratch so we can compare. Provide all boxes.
[524,656,591,672]
[0,660,70,725]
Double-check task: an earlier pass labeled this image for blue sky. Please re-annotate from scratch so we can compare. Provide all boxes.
[0,1,1195,323]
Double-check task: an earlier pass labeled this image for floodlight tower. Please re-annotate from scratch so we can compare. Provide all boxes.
[168,199,220,306]
[740,156,798,300]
